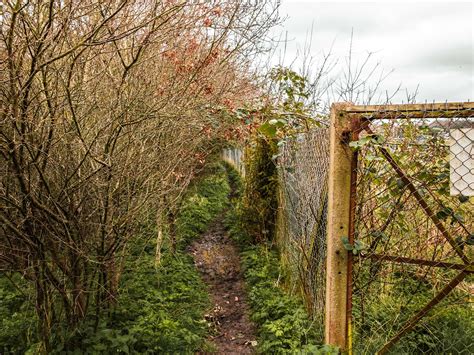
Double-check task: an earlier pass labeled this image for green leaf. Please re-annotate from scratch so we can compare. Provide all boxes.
[352,240,365,255]
[350,134,385,151]
[436,207,453,220]
[436,172,449,181]
[341,236,364,255]
[365,154,383,162]
[258,123,277,137]
[372,134,385,144]
[370,230,388,241]
[455,236,464,249]
[341,236,353,251]
[452,213,464,224]
[466,234,474,246]
[396,178,406,189]
[349,136,371,150]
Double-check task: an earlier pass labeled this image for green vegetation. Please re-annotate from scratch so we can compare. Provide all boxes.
[176,164,231,248]
[241,137,279,243]
[50,253,210,353]
[0,164,231,353]
[0,275,36,354]
[4,158,468,354]
[353,272,474,354]
[241,246,337,354]
[350,122,474,354]
[224,164,337,354]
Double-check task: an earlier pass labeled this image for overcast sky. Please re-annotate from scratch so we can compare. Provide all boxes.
[270,0,473,104]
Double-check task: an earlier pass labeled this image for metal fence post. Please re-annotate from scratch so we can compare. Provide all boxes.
[325,103,355,351]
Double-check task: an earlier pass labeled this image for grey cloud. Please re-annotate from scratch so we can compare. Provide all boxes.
[274,1,473,103]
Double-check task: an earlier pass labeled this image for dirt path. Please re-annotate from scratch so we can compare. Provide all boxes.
[189,215,256,354]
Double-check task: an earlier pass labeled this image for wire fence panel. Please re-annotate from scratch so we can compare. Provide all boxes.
[276,127,330,341]
[222,147,245,176]
[224,103,472,353]
[351,108,473,354]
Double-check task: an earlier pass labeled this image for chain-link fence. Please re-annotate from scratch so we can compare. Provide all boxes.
[222,147,245,176]
[348,104,473,354]
[223,102,473,353]
[276,128,330,340]
[222,129,331,341]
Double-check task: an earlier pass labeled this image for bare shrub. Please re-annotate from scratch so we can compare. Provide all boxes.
[0,0,279,349]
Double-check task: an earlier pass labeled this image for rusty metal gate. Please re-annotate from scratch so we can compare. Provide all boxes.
[325,102,473,354]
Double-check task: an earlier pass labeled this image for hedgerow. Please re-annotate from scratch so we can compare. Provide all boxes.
[0,163,231,353]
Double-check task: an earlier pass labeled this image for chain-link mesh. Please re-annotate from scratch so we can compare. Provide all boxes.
[222,129,330,340]
[276,127,330,341]
[223,104,472,353]
[352,108,473,354]
[222,147,245,176]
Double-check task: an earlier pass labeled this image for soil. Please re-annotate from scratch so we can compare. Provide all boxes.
[189,215,257,354]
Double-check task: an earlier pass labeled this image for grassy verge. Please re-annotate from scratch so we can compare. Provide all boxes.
[56,252,211,354]
[223,162,337,354]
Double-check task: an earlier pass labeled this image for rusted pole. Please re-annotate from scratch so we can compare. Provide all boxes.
[325,103,355,351]
[344,101,474,119]
[346,115,361,355]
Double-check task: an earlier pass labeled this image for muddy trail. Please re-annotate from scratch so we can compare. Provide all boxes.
[189,215,256,354]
